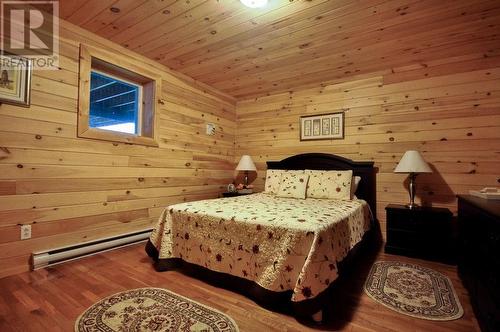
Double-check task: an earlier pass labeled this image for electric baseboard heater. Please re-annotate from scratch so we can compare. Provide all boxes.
[31,229,152,270]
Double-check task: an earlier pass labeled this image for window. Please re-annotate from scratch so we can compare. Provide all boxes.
[78,44,161,146]
[89,71,141,135]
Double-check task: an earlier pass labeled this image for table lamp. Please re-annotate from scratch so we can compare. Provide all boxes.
[394,150,432,209]
[236,155,256,187]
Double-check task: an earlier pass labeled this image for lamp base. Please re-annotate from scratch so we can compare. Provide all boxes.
[407,173,418,210]
[406,202,419,209]
[237,188,253,194]
[244,171,249,187]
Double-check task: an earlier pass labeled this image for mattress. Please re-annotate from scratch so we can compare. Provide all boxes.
[149,193,372,302]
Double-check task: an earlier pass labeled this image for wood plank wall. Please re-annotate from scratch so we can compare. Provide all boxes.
[0,20,236,278]
[235,68,500,235]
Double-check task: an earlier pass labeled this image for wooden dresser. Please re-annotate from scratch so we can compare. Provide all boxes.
[457,195,500,332]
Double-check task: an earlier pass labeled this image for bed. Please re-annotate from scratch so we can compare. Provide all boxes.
[146,153,377,321]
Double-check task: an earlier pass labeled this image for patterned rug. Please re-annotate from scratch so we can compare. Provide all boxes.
[364,261,463,321]
[75,287,239,332]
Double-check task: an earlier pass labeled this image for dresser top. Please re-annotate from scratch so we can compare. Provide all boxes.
[457,195,500,218]
[386,204,451,214]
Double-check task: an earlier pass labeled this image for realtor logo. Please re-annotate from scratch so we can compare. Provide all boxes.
[1,1,59,69]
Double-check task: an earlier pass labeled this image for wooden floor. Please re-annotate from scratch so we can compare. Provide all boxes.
[0,243,480,332]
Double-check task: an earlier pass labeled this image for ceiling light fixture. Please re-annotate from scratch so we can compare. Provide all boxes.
[240,0,268,8]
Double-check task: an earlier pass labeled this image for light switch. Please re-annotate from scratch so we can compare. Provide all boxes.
[206,123,216,135]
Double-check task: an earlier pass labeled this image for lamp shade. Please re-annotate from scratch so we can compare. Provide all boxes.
[236,155,257,171]
[394,150,432,174]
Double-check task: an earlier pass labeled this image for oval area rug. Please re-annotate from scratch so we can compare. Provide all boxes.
[364,261,463,321]
[75,287,239,332]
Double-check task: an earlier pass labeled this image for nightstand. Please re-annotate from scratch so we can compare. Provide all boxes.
[385,204,454,264]
[221,191,252,197]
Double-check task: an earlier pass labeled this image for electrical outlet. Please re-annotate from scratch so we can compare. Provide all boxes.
[20,224,31,240]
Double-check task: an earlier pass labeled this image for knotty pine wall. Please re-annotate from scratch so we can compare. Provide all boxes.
[0,20,236,278]
[236,68,500,235]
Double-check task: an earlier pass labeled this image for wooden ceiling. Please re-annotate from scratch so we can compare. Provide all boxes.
[62,0,500,99]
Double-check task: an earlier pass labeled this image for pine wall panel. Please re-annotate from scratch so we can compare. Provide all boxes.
[2,1,500,279]
[0,20,236,278]
[235,66,500,236]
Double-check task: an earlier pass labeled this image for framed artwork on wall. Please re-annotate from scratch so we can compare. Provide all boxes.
[300,111,344,141]
[0,53,32,107]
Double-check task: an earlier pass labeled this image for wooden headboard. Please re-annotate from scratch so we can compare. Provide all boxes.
[266,153,377,219]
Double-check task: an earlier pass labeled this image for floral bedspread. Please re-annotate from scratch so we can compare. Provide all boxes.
[149,193,371,302]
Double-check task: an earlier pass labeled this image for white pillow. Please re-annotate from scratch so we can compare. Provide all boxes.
[305,170,329,199]
[276,171,309,199]
[305,169,353,200]
[264,169,284,194]
[351,176,361,199]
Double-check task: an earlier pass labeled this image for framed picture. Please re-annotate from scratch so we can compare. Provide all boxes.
[0,53,32,107]
[300,112,344,141]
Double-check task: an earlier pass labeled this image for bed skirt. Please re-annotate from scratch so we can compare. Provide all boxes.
[145,221,379,319]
